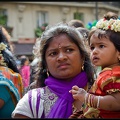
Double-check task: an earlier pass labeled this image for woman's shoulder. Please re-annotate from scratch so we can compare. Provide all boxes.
[27,86,55,99]
[27,87,45,99]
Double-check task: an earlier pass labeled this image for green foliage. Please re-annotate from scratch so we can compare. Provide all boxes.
[35,23,48,38]
[0,14,7,27]
[35,27,43,38]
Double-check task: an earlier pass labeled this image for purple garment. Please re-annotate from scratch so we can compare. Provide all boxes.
[45,71,88,118]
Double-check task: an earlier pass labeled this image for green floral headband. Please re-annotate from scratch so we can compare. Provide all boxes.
[92,18,120,32]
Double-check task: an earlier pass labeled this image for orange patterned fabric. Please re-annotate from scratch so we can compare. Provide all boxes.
[84,66,120,118]
[0,66,23,98]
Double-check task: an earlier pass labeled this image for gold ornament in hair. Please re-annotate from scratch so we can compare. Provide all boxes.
[0,42,7,66]
[92,18,120,32]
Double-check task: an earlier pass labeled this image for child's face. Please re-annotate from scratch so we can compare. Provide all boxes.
[25,59,29,65]
[89,33,120,69]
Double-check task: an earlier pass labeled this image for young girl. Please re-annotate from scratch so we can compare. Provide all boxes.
[69,16,120,118]
[20,56,30,95]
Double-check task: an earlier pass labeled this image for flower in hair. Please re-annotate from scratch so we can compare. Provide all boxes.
[0,42,7,66]
[0,42,7,51]
[93,18,120,32]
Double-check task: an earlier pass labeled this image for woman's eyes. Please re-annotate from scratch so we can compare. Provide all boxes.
[49,51,57,56]
[49,48,74,56]
[66,48,74,52]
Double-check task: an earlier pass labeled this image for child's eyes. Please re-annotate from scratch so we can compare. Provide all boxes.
[90,45,105,50]
[90,46,94,51]
[99,45,105,48]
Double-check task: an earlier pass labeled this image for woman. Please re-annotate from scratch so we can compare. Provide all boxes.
[12,23,94,118]
[0,26,23,118]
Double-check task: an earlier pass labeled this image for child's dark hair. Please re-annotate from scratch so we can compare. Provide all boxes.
[104,11,118,20]
[88,13,120,52]
[20,57,28,66]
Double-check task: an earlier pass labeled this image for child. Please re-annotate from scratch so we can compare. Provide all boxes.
[20,56,30,95]
[69,15,120,118]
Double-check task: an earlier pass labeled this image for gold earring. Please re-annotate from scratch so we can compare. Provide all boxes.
[82,62,84,71]
[118,57,120,61]
[47,69,49,77]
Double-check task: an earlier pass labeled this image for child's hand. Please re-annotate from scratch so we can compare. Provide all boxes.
[69,85,87,103]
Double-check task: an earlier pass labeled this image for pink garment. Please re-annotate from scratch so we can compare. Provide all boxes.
[20,65,30,88]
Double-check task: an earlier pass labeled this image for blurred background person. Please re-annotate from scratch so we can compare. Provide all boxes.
[68,19,85,28]
[19,55,30,95]
[0,26,23,118]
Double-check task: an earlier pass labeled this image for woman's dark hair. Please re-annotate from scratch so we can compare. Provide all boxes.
[76,27,89,41]
[68,19,85,28]
[34,23,95,88]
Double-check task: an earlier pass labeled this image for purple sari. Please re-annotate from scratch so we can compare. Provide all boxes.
[45,71,88,118]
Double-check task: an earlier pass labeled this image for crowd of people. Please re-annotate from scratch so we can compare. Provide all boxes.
[0,11,120,119]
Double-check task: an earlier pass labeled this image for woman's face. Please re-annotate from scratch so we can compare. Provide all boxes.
[45,34,83,81]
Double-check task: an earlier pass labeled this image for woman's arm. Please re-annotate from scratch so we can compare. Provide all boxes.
[13,113,30,118]
[0,86,10,109]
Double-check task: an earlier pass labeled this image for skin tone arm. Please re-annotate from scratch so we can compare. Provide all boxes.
[2,27,11,41]
[0,99,4,109]
[13,114,30,118]
[69,85,120,111]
